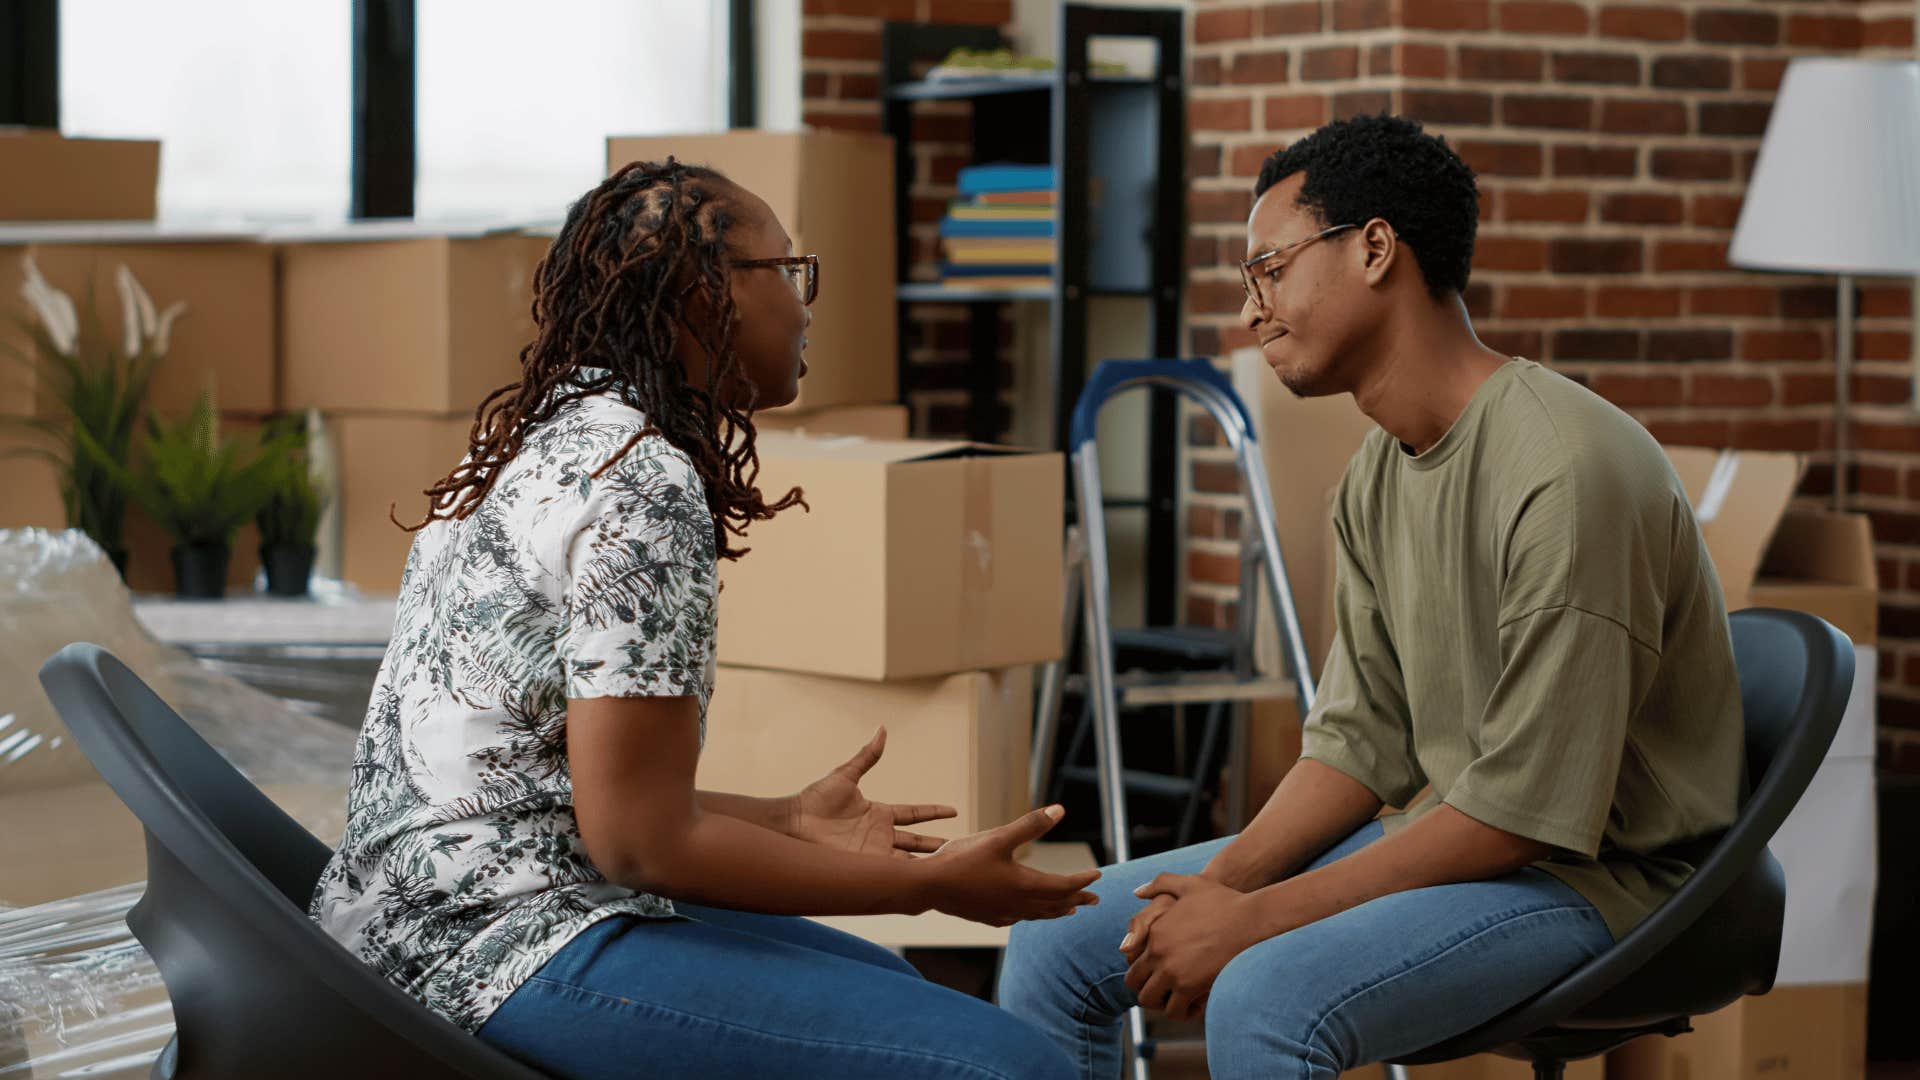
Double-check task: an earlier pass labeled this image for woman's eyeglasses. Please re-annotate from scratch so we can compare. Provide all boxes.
[735,254,819,306]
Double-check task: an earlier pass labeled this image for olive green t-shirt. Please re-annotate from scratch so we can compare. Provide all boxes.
[1300,358,1742,940]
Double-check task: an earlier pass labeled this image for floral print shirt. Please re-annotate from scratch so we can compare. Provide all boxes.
[308,387,717,1033]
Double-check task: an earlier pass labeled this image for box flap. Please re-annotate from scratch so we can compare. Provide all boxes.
[1661,445,1804,599]
[1757,510,1875,588]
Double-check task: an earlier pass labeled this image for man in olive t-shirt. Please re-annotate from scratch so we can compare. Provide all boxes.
[1000,115,1742,1080]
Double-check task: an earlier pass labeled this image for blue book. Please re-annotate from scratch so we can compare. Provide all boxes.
[940,218,1056,239]
[957,164,1055,196]
[940,263,1055,278]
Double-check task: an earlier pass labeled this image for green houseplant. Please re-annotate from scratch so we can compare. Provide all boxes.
[255,410,328,597]
[131,392,290,598]
[0,256,183,575]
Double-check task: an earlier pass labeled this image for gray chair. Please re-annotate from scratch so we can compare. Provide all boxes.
[38,642,552,1080]
[1384,607,1854,1079]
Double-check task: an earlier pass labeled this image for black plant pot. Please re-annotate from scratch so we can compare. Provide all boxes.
[261,543,316,598]
[171,543,232,599]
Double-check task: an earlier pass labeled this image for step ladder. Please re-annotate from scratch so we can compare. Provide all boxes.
[1030,359,1318,1080]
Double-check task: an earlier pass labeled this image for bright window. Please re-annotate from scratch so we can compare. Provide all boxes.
[60,0,353,224]
[415,0,728,224]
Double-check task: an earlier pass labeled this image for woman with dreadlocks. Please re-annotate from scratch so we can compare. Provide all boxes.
[308,161,1093,1079]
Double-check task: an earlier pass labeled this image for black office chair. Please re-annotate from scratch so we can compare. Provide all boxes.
[1384,607,1855,1079]
[37,643,552,1080]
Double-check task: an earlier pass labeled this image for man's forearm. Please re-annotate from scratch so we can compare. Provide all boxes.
[1201,758,1383,890]
[696,790,794,836]
[1244,802,1554,938]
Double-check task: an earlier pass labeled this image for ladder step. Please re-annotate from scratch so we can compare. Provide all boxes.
[1058,766,1200,800]
[1063,670,1298,707]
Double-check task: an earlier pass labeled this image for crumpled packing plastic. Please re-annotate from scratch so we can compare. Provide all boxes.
[0,528,362,1079]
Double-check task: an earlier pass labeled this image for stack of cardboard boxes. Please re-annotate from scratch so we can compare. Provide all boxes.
[273,222,552,592]
[700,433,1064,834]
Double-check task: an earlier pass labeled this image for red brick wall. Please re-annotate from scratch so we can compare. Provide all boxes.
[801,0,1017,437]
[1181,0,1920,770]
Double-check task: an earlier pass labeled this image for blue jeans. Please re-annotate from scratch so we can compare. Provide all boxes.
[997,822,1614,1080]
[476,901,1073,1080]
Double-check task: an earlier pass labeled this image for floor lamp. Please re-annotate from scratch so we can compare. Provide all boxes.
[1729,58,1920,511]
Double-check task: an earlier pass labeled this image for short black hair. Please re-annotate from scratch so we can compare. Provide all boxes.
[1255,114,1479,299]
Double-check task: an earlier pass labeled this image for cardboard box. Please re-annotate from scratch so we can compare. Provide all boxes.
[755,403,909,440]
[0,225,278,416]
[277,223,549,414]
[1230,347,1380,677]
[0,128,159,221]
[1662,447,1876,645]
[1340,1055,1602,1079]
[700,664,1032,838]
[716,432,1064,680]
[327,413,473,593]
[606,131,897,411]
[1608,984,1867,1080]
[0,427,67,529]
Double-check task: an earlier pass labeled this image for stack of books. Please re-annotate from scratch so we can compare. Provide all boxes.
[939,164,1055,290]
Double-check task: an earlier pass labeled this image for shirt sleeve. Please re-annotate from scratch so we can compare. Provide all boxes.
[1443,470,1659,857]
[1444,605,1648,857]
[557,442,718,701]
[1299,480,1426,809]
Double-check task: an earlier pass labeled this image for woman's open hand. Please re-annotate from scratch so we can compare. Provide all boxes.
[788,727,958,858]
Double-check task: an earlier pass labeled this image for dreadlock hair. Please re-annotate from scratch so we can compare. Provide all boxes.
[398,158,805,560]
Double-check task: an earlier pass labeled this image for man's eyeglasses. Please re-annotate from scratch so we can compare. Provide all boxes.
[735,254,819,306]
[1238,223,1360,309]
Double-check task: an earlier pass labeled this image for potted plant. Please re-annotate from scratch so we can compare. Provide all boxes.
[131,392,289,599]
[256,410,328,597]
[0,257,183,575]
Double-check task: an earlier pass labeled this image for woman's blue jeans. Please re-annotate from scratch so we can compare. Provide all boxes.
[996,822,1615,1080]
[476,899,1073,1080]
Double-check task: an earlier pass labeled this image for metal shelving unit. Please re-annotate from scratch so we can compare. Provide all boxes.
[880,2,1186,624]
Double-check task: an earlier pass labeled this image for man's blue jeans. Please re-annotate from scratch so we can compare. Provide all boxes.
[997,822,1615,1080]
[477,900,1073,1080]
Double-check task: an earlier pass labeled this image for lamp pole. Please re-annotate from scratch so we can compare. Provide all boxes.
[1836,273,1853,513]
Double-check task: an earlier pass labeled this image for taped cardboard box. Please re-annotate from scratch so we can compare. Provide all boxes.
[0,224,278,416]
[699,663,1032,838]
[327,413,473,593]
[607,131,896,411]
[1609,983,1868,1080]
[277,223,549,414]
[0,128,158,221]
[755,403,909,440]
[717,432,1064,681]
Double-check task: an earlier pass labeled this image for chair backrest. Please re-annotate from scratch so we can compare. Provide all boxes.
[38,643,551,1080]
[1433,608,1854,1050]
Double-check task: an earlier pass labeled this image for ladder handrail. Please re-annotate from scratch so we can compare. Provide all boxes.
[1067,358,1257,451]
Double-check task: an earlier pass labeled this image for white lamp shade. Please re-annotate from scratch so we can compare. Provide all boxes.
[1730,58,1920,277]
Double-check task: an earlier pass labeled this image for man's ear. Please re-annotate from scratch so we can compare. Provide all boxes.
[1361,219,1398,288]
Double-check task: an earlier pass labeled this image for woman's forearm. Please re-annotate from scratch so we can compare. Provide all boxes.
[614,804,929,917]
[695,790,794,835]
